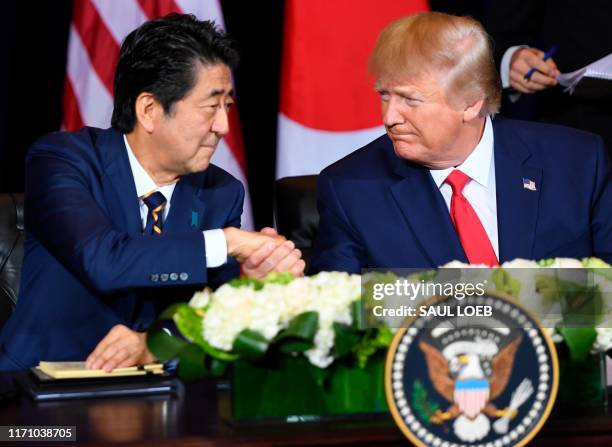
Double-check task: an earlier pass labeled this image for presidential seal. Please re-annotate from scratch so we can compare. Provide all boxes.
[385,292,559,447]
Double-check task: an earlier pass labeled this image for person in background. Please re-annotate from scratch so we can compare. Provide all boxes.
[485,0,612,156]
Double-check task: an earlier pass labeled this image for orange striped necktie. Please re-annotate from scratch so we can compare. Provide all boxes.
[141,190,166,235]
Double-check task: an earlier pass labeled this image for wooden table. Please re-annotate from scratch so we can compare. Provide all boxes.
[0,373,611,446]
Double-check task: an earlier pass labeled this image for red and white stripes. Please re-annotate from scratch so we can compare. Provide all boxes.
[63,0,253,229]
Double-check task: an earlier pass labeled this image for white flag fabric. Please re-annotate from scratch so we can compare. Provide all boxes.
[276,0,429,179]
[63,0,253,229]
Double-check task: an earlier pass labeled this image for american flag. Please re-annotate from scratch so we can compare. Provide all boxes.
[63,0,253,229]
[522,178,537,191]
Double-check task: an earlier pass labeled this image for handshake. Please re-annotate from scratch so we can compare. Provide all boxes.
[223,227,305,279]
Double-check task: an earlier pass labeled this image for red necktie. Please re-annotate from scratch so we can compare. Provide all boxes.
[445,170,498,266]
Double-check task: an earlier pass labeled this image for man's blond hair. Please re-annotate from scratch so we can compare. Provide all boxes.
[369,12,501,115]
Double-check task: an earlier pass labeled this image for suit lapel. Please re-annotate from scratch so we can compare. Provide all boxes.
[388,154,467,266]
[99,128,207,235]
[164,173,206,233]
[99,129,142,235]
[493,119,542,262]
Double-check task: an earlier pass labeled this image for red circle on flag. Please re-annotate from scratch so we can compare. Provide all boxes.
[280,0,429,131]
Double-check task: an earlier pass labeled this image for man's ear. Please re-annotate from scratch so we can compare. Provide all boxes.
[462,97,485,122]
[134,92,160,133]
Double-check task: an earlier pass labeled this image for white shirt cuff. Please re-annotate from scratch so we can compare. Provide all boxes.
[500,45,528,89]
[203,229,227,268]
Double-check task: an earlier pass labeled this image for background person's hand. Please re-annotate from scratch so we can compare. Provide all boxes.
[85,324,155,372]
[509,47,560,93]
[242,227,305,279]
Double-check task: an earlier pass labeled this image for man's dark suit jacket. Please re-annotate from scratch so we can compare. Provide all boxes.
[311,117,612,273]
[0,127,243,370]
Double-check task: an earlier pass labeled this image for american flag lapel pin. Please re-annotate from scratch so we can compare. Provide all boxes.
[522,178,537,191]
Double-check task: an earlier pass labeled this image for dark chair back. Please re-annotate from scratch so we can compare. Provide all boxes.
[0,194,24,329]
[274,176,319,272]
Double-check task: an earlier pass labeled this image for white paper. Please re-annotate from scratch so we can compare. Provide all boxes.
[557,53,612,93]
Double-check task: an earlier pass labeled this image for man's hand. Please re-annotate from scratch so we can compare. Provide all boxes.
[509,47,560,93]
[85,324,155,372]
[242,227,305,279]
[223,227,286,263]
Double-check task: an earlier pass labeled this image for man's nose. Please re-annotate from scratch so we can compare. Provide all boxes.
[212,107,230,136]
[382,98,404,128]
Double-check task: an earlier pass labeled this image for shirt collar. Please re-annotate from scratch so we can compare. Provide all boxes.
[429,116,494,189]
[124,135,177,201]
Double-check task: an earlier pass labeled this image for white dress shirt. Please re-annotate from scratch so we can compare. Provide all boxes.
[124,135,227,268]
[428,116,499,258]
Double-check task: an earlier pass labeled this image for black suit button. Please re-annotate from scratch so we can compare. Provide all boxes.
[160,273,169,282]
[180,272,189,281]
[151,274,159,282]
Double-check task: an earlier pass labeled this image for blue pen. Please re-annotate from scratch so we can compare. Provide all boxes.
[524,45,558,81]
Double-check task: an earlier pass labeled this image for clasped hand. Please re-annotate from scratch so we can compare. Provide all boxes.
[224,226,305,279]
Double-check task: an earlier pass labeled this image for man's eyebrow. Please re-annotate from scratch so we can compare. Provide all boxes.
[392,86,418,95]
[205,88,234,99]
[373,85,419,96]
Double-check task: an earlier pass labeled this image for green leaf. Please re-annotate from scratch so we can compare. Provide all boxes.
[263,271,295,285]
[351,300,364,330]
[147,319,188,361]
[228,276,264,290]
[559,327,598,362]
[536,272,604,326]
[408,269,438,283]
[535,274,562,302]
[412,380,440,423]
[583,257,612,282]
[277,311,318,340]
[172,303,239,362]
[305,362,329,387]
[374,327,394,347]
[147,310,190,374]
[333,323,361,358]
[147,312,216,382]
[353,328,393,368]
[176,343,207,382]
[228,272,294,290]
[491,268,521,297]
[278,340,312,353]
[582,257,611,269]
[233,329,269,361]
[275,311,318,353]
[208,357,229,377]
[173,304,204,344]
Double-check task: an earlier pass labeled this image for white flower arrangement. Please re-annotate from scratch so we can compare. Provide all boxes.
[189,272,362,368]
[149,258,609,381]
[440,257,612,354]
